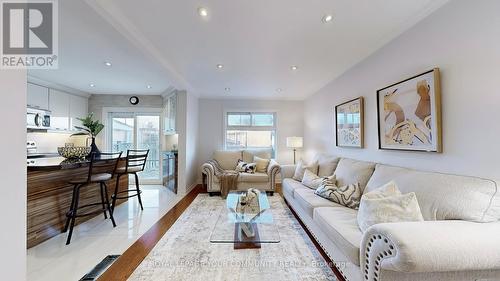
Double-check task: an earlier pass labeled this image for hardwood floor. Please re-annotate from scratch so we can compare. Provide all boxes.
[97,184,205,281]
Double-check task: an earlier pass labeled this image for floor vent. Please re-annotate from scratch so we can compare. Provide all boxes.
[79,255,120,281]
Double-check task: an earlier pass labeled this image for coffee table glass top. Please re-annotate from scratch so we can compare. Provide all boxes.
[209,191,280,244]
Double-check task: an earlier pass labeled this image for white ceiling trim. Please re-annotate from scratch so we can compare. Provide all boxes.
[84,0,193,93]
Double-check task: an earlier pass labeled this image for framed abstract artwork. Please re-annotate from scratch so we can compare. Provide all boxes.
[335,97,364,148]
[377,68,442,152]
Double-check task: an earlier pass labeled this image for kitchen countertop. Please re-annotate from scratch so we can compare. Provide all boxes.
[27,155,126,171]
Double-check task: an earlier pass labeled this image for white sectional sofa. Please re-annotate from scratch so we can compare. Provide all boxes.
[281,154,500,281]
[202,149,280,195]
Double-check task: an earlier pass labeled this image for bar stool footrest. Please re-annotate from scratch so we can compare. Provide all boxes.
[66,202,109,218]
[111,189,142,200]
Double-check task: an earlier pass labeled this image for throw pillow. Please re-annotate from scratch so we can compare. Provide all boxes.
[292,160,319,181]
[254,156,270,173]
[357,181,424,232]
[236,160,256,174]
[315,179,362,209]
[301,169,335,189]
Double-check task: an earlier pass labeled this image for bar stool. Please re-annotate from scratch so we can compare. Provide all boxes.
[111,149,149,214]
[64,151,122,245]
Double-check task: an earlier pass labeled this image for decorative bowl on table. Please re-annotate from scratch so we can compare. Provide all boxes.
[57,146,91,159]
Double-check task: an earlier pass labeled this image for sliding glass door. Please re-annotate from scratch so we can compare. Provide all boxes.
[109,112,161,184]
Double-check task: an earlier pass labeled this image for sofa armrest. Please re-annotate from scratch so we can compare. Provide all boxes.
[267,159,280,190]
[361,221,500,280]
[280,164,296,181]
[201,161,217,191]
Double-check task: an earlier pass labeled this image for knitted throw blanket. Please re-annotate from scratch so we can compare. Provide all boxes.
[207,159,239,198]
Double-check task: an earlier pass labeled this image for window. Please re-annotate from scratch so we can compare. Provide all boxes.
[225,112,276,156]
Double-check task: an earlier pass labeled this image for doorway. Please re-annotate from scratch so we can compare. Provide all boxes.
[108,112,161,184]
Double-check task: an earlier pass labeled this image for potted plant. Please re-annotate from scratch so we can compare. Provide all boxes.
[71,113,104,155]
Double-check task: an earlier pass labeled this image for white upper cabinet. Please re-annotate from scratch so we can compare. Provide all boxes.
[49,89,70,131]
[70,95,88,130]
[27,83,49,110]
[164,93,177,135]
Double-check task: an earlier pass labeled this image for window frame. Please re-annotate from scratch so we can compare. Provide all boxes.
[223,111,277,156]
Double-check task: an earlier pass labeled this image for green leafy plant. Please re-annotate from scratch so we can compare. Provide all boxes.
[71,113,104,137]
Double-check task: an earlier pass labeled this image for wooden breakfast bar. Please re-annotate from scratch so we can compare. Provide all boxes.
[27,157,129,248]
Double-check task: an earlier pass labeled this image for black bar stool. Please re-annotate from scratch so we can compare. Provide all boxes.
[111,149,149,214]
[63,151,122,245]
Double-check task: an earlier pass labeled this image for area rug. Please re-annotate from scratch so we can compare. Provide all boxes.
[129,194,337,281]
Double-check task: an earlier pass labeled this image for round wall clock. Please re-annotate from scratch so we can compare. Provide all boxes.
[129,96,139,105]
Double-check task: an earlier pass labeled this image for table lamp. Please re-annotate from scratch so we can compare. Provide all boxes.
[286,137,303,164]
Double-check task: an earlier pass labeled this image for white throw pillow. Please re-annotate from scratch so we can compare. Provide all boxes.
[292,160,319,181]
[253,156,270,173]
[301,169,335,189]
[357,181,424,232]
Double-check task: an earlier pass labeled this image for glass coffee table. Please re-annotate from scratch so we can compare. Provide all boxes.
[210,191,280,249]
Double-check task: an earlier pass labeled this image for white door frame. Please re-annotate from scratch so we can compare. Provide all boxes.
[102,107,163,185]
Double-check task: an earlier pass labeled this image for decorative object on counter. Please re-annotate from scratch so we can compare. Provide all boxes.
[377,68,442,152]
[71,113,105,156]
[286,136,303,164]
[335,97,364,148]
[57,146,91,159]
[129,96,140,105]
[172,144,177,152]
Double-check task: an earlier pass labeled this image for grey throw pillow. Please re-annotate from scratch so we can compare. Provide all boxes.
[315,178,362,209]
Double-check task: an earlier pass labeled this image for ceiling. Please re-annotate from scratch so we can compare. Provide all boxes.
[30,0,449,99]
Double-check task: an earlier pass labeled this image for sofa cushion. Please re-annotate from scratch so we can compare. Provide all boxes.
[282,178,308,198]
[366,164,500,222]
[254,156,270,173]
[242,149,272,163]
[212,170,237,183]
[313,154,340,177]
[334,158,375,191]
[294,188,342,218]
[292,159,319,181]
[213,150,242,170]
[238,172,268,183]
[314,207,363,266]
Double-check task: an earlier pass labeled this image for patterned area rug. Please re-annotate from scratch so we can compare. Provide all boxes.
[129,194,337,281]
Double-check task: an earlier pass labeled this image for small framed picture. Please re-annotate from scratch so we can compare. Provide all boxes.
[376,68,442,152]
[335,97,364,148]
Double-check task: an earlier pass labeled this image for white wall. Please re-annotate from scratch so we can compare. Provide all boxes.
[304,0,500,179]
[0,70,27,280]
[197,98,304,170]
[176,90,199,193]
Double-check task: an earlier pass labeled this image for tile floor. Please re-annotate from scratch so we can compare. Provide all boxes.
[27,185,181,281]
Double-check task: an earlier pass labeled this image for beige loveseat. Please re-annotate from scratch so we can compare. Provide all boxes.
[201,149,280,196]
[282,154,500,281]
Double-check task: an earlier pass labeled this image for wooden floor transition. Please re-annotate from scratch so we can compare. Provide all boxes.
[97,183,344,281]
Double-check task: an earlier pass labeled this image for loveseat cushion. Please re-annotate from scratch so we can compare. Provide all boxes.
[282,178,308,198]
[294,188,342,218]
[313,207,362,266]
[242,149,272,163]
[334,158,375,191]
[213,150,242,170]
[238,172,269,183]
[365,164,500,222]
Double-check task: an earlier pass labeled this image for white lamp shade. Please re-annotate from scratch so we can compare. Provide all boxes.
[286,137,303,148]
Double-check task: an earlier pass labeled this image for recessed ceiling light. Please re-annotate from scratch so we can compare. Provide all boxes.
[276,88,283,93]
[322,14,333,23]
[291,65,298,71]
[104,61,112,67]
[147,85,152,89]
[89,83,95,87]
[216,64,224,69]
[198,7,208,17]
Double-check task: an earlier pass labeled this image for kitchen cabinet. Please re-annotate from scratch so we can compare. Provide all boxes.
[70,94,88,130]
[49,89,70,131]
[27,83,49,110]
[163,93,177,135]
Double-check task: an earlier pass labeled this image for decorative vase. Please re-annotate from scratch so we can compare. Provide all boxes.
[89,137,100,156]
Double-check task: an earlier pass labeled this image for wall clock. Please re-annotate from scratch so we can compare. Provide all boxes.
[129,96,139,105]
